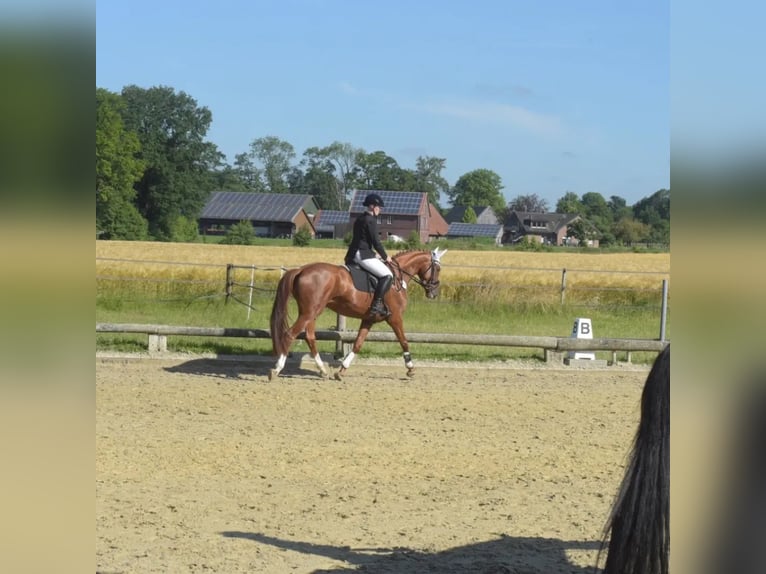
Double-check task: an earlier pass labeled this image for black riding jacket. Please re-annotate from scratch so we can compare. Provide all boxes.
[345,211,388,264]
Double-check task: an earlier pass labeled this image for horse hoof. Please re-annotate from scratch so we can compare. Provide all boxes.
[269,369,279,381]
[406,369,415,378]
[320,369,330,379]
[333,371,343,381]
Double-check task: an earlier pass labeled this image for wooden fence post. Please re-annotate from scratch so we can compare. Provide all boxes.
[225,264,233,304]
[560,268,567,305]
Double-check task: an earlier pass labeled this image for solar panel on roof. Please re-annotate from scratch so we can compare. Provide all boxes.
[447,223,502,237]
[201,192,312,222]
[349,190,423,215]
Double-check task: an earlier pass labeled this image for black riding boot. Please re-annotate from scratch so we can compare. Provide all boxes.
[369,275,393,318]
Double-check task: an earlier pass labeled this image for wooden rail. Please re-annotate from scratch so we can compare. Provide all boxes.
[97,322,667,365]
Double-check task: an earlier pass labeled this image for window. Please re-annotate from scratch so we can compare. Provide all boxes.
[386,216,392,225]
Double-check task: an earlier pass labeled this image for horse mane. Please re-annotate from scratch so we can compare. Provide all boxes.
[597,344,670,574]
[392,248,430,261]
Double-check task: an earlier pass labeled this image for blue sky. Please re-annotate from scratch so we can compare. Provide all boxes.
[97,0,669,208]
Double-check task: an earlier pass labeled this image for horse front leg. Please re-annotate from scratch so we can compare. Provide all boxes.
[387,315,415,377]
[335,319,373,381]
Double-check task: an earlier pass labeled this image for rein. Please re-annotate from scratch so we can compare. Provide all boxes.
[389,255,440,292]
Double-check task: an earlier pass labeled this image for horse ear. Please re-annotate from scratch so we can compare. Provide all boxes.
[432,247,448,261]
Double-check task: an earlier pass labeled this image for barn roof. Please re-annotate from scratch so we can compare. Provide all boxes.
[200,192,317,222]
[313,210,350,232]
[444,205,497,223]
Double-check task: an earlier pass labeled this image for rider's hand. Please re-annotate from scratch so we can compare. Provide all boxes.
[385,256,393,264]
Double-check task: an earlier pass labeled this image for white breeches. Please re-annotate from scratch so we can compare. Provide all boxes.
[354,252,392,278]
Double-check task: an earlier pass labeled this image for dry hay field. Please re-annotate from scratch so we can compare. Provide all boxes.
[96,356,650,573]
[96,240,670,293]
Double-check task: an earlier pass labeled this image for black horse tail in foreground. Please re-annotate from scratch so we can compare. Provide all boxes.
[597,344,670,574]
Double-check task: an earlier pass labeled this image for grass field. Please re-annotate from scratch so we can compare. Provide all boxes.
[96,240,670,363]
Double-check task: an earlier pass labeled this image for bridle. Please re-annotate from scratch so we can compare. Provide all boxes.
[390,254,441,297]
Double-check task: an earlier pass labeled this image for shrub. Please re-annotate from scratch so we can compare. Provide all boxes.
[220,221,254,245]
[292,225,312,247]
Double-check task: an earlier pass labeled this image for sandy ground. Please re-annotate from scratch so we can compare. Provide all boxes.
[96,356,649,573]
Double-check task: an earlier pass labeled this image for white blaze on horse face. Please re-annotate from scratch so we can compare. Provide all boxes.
[341,351,356,369]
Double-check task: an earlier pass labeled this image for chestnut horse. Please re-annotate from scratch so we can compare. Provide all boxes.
[269,248,447,381]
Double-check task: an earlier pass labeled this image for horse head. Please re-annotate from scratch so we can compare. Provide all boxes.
[421,247,447,298]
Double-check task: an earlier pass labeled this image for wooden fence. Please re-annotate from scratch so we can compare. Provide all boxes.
[96,322,667,366]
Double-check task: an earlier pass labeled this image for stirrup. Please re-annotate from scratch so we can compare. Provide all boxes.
[368,300,390,318]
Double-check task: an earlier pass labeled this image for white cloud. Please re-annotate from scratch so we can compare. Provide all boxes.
[338,81,358,95]
[420,100,564,139]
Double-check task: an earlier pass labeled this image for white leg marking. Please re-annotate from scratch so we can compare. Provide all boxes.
[341,351,356,369]
[274,353,287,373]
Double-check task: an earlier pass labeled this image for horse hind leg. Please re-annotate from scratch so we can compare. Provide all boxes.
[335,320,373,381]
[269,313,314,381]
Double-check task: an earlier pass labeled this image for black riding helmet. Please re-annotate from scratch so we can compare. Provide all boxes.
[363,193,384,208]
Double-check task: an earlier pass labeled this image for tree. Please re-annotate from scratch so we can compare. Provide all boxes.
[352,150,410,190]
[555,191,583,214]
[608,195,632,222]
[507,193,548,213]
[411,156,450,207]
[318,141,361,206]
[229,152,264,192]
[580,191,615,245]
[299,146,346,210]
[613,217,650,245]
[120,85,222,240]
[462,206,477,223]
[96,88,148,240]
[448,169,505,214]
[247,136,295,194]
[633,188,670,245]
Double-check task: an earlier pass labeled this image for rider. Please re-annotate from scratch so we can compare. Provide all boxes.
[345,193,394,318]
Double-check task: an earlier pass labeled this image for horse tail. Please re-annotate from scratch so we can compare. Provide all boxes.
[270,269,299,356]
[598,344,670,574]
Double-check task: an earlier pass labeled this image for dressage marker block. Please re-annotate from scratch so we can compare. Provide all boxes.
[564,317,607,367]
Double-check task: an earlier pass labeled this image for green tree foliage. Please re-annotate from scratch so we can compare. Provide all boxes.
[315,141,360,207]
[507,193,548,213]
[555,191,583,214]
[219,221,254,245]
[292,224,312,247]
[608,195,632,222]
[119,85,222,240]
[353,150,411,190]
[247,136,295,194]
[411,156,450,207]
[580,192,614,245]
[633,188,670,244]
[461,206,477,223]
[96,88,148,239]
[169,215,199,243]
[297,147,346,210]
[613,217,650,244]
[448,169,505,214]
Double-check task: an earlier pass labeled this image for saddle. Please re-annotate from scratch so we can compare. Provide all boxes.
[342,263,379,293]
